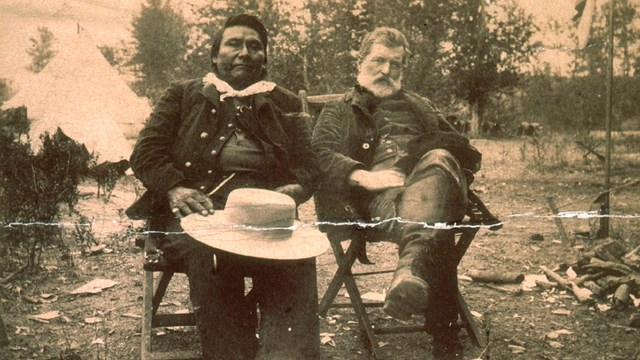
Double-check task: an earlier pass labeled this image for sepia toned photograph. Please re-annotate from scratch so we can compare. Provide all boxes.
[1,0,639,359]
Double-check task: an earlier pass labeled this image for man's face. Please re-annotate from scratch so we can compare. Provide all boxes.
[214,26,265,89]
[357,43,404,98]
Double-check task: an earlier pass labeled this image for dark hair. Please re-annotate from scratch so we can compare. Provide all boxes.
[358,27,411,67]
[210,14,268,70]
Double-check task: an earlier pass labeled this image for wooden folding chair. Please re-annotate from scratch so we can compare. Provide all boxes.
[318,191,502,359]
[135,234,201,360]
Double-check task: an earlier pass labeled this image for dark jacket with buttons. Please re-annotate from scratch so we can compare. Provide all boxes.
[127,77,320,219]
[311,86,466,237]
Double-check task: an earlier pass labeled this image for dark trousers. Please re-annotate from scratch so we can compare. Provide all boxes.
[161,225,320,360]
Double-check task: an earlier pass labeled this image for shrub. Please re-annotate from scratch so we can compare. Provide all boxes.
[0,112,91,271]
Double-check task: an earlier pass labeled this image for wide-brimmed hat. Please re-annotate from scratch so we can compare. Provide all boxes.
[180,188,328,260]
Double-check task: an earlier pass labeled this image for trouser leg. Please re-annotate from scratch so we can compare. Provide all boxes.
[163,222,259,360]
[253,258,320,360]
[382,149,467,323]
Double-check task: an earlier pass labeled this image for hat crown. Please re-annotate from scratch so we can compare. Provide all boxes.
[225,188,295,229]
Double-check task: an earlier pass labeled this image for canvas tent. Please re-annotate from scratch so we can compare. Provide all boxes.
[2,31,150,163]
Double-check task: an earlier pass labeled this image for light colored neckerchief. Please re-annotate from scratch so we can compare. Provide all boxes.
[203,72,276,101]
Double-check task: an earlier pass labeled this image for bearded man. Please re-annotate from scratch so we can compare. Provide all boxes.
[312,27,482,360]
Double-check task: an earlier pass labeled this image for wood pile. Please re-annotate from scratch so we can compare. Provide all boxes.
[540,240,640,326]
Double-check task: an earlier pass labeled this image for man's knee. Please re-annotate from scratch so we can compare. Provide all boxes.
[409,149,465,187]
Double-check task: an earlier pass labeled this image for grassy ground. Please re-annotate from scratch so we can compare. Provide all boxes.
[1,133,639,359]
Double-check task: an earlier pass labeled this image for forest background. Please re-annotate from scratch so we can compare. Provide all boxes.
[1,0,640,138]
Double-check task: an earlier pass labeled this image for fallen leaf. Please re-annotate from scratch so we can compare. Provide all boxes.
[88,244,107,254]
[361,291,385,302]
[470,311,483,318]
[555,329,573,335]
[548,341,564,348]
[91,338,105,345]
[597,304,611,312]
[547,331,560,339]
[566,267,577,280]
[31,310,60,321]
[121,313,141,319]
[84,316,102,324]
[320,334,335,346]
[15,326,30,334]
[378,341,389,348]
[521,274,549,291]
[551,309,571,315]
[71,279,118,295]
[508,344,526,354]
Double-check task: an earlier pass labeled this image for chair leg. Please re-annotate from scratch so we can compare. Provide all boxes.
[141,269,154,360]
[319,239,383,359]
[319,240,359,316]
[457,289,484,347]
[341,265,383,359]
[152,271,174,315]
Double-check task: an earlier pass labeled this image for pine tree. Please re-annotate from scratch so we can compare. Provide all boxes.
[130,0,188,102]
[26,26,56,73]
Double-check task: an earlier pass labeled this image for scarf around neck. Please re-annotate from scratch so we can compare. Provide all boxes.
[203,72,276,101]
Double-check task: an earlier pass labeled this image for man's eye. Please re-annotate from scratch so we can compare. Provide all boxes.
[248,42,263,51]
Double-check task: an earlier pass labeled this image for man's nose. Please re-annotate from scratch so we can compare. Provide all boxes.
[238,43,249,57]
[380,62,391,75]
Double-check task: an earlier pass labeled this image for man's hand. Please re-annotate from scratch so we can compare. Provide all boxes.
[167,186,215,218]
[274,183,306,204]
[348,169,406,192]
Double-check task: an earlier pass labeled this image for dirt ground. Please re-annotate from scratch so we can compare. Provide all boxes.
[1,137,639,360]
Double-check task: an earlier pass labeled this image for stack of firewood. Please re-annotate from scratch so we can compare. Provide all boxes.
[540,240,640,322]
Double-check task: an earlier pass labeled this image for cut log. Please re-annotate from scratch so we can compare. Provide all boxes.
[613,284,631,306]
[540,266,570,287]
[469,270,525,284]
[582,280,605,297]
[583,258,633,275]
[596,275,622,291]
[540,266,592,303]
[622,245,640,270]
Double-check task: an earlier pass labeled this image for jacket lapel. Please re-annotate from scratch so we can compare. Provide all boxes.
[199,82,221,110]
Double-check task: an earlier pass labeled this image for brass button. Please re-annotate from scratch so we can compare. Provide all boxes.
[386,149,393,153]
[362,143,370,150]
[185,161,192,167]
[227,123,234,127]
[207,170,213,174]
[200,132,209,139]
[211,150,217,155]
[219,136,225,141]
[211,108,216,114]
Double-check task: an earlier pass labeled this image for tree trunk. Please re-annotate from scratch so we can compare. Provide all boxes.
[302,52,311,92]
[469,102,480,138]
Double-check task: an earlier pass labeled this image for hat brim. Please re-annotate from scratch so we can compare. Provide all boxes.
[180,212,329,260]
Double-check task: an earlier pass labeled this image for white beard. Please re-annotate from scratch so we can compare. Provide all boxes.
[357,72,402,99]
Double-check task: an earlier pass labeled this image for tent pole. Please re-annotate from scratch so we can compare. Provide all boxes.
[598,0,614,239]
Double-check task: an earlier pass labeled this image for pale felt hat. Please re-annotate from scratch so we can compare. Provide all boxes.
[180,188,328,260]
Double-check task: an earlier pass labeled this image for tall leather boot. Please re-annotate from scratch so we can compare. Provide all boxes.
[383,149,466,324]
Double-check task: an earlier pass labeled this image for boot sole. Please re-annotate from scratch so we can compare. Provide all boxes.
[383,276,430,320]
